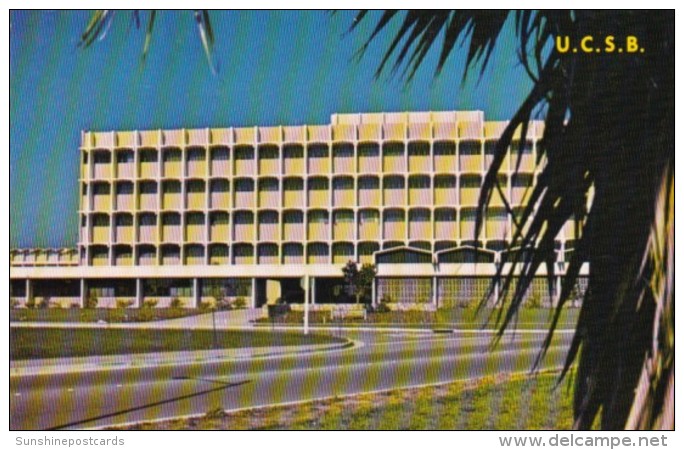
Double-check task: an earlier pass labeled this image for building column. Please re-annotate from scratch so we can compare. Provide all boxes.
[371,277,377,306]
[135,278,143,308]
[193,278,201,308]
[79,278,86,308]
[250,278,257,309]
[554,275,562,308]
[26,279,34,307]
[311,277,316,305]
[303,274,310,335]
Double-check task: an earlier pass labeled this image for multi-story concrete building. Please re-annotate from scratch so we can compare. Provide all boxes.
[10,111,584,309]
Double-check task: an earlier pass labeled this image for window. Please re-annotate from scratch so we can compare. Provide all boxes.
[139,182,157,194]
[139,214,156,226]
[309,211,329,224]
[187,180,205,193]
[117,152,133,163]
[94,152,111,163]
[163,181,181,193]
[333,177,354,189]
[409,177,430,188]
[144,279,192,297]
[116,214,133,226]
[163,214,180,225]
[308,178,328,190]
[334,211,354,223]
[235,179,254,192]
[163,150,181,162]
[187,148,205,161]
[308,144,329,158]
[94,183,110,195]
[460,175,482,188]
[202,278,251,297]
[259,179,279,191]
[359,210,379,223]
[93,215,109,226]
[116,183,133,195]
[140,150,157,162]
[459,141,480,155]
[435,175,456,188]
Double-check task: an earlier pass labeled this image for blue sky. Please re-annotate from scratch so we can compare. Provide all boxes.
[10,10,533,248]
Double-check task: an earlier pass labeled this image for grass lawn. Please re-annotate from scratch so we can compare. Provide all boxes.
[10,328,346,360]
[258,307,580,330]
[10,308,211,323]
[113,370,574,430]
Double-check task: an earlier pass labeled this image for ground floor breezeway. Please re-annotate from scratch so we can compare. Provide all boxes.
[9,275,587,310]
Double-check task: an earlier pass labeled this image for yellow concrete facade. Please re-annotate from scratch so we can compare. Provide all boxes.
[48,110,580,268]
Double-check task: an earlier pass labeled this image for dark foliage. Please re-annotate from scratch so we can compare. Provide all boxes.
[349,10,673,429]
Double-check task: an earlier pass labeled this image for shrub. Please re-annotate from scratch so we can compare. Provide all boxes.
[142,298,158,309]
[233,297,247,309]
[25,297,36,309]
[204,406,226,419]
[215,297,232,311]
[85,295,99,309]
[47,299,62,309]
[69,302,81,309]
[199,300,213,310]
[381,294,393,304]
[10,298,20,309]
[170,297,184,309]
[525,294,542,309]
[457,298,475,309]
[116,299,134,309]
[376,302,391,313]
[36,297,52,309]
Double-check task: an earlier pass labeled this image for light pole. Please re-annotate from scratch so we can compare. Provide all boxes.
[211,305,217,349]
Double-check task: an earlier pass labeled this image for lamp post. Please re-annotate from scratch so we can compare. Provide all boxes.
[211,305,217,349]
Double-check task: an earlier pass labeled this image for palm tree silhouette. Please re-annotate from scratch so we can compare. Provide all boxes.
[79,10,674,430]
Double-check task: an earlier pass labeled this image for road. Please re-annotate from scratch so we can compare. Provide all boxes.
[10,329,573,430]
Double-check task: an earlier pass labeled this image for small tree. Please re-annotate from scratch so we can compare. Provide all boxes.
[342,260,359,302]
[142,298,158,309]
[342,261,377,304]
[85,295,98,309]
[233,297,247,309]
[170,297,184,309]
[116,299,134,309]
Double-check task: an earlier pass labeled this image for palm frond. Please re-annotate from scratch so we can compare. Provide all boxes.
[141,11,156,62]
[194,10,217,74]
[351,10,513,81]
[79,10,216,73]
[349,9,674,430]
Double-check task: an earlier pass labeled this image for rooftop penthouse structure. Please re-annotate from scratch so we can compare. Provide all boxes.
[10,111,586,309]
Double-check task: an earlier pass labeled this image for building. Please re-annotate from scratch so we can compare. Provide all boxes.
[9,110,585,309]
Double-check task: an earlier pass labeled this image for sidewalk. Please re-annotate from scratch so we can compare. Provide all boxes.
[10,339,355,377]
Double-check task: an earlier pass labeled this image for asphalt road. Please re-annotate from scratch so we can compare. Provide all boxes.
[10,330,573,430]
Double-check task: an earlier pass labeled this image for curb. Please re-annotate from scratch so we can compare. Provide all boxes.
[10,339,356,378]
